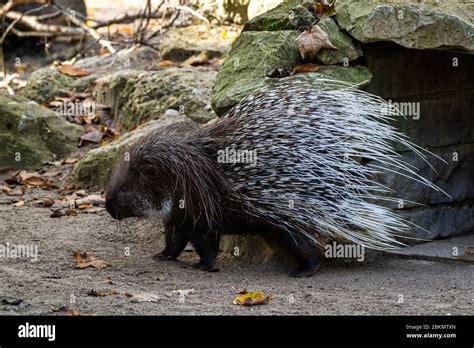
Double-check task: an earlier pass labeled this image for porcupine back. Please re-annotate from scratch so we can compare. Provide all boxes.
[197,77,445,251]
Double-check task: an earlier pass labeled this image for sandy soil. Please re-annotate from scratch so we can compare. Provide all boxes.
[1,204,473,316]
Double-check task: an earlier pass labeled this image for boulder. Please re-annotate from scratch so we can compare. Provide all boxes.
[21,46,161,104]
[243,0,317,31]
[159,24,236,61]
[335,0,474,54]
[93,67,217,130]
[0,94,82,170]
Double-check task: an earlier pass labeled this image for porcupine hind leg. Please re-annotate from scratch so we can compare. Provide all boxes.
[265,228,322,277]
[190,231,220,272]
[153,224,189,261]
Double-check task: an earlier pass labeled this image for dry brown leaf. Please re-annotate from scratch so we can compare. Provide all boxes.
[296,25,337,59]
[42,170,62,177]
[13,200,25,207]
[232,291,272,306]
[73,251,108,269]
[57,65,90,77]
[65,209,78,216]
[158,60,178,68]
[79,130,103,147]
[0,185,12,194]
[293,63,321,74]
[313,0,336,18]
[42,198,55,207]
[62,158,78,165]
[50,209,65,218]
[78,204,93,210]
[87,289,118,297]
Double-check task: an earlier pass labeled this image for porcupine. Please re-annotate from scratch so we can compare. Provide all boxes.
[105,77,444,277]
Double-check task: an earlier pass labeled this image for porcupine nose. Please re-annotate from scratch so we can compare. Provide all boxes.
[105,196,121,220]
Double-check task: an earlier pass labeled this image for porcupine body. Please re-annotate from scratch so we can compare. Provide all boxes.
[105,77,442,277]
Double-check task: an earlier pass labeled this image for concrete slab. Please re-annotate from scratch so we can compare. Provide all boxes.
[389,234,474,262]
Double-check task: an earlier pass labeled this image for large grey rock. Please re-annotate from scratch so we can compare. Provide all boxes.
[317,17,363,65]
[211,30,301,116]
[21,68,76,104]
[335,0,474,54]
[243,0,317,31]
[93,67,217,130]
[159,25,234,61]
[0,94,82,170]
[73,114,195,188]
[211,28,372,116]
[21,46,161,104]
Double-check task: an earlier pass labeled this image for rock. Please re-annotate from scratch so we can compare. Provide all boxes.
[0,95,82,170]
[400,201,474,241]
[211,30,301,116]
[159,25,236,61]
[375,144,474,209]
[21,46,161,104]
[21,68,76,104]
[93,67,217,130]
[73,114,195,188]
[243,0,317,31]
[316,17,363,65]
[335,0,474,54]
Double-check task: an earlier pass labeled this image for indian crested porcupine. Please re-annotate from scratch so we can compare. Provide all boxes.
[105,77,444,277]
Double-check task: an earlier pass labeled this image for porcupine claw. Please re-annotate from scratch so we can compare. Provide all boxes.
[192,261,220,272]
[152,252,177,261]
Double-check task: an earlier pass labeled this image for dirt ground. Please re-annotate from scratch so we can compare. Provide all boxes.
[0,204,473,316]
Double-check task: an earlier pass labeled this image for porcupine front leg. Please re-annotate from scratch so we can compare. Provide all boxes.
[190,231,220,272]
[153,224,189,261]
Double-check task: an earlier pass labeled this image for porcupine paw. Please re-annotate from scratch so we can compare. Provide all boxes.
[152,252,177,261]
[192,261,220,272]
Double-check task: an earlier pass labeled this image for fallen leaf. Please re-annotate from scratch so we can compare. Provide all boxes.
[158,60,178,68]
[42,170,62,177]
[0,185,12,194]
[42,198,55,207]
[51,306,81,316]
[73,251,108,269]
[232,291,272,306]
[183,51,210,66]
[78,204,93,210]
[87,289,118,297]
[293,63,321,74]
[313,0,336,18]
[79,130,103,146]
[65,209,78,216]
[62,158,78,165]
[57,64,90,77]
[296,25,337,60]
[13,201,25,207]
[50,209,65,218]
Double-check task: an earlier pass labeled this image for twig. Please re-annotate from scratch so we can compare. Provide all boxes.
[5,11,83,35]
[164,4,209,23]
[53,5,116,53]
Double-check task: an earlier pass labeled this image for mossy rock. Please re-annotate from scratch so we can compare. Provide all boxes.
[243,0,317,31]
[93,67,217,130]
[0,94,82,170]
